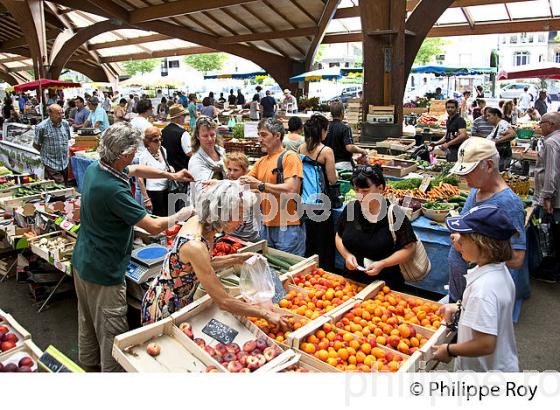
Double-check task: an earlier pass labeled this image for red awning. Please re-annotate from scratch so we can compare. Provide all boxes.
[497,64,560,81]
[14,79,81,92]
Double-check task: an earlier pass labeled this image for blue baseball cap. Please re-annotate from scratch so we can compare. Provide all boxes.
[445,205,517,241]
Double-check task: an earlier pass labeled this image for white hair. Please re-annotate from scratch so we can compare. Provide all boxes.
[195,181,256,231]
[97,122,142,163]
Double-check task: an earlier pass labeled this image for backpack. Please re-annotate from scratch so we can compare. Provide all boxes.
[299,146,328,208]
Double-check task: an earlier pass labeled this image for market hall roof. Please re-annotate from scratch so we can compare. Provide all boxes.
[0,0,559,85]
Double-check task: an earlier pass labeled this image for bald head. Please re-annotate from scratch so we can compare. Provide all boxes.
[543,112,560,129]
[47,104,63,124]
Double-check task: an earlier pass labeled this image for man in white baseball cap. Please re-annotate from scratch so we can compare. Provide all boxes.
[447,138,528,316]
[282,89,297,114]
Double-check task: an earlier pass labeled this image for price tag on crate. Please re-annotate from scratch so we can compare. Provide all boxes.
[419,175,432,193]
[202,319,239,344]
[55,216,79,234]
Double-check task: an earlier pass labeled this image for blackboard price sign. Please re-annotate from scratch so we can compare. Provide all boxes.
[202,319,239,344]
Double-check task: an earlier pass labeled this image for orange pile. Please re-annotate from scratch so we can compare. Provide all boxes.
[277,269,363,319]
[333,286,443,355]
[248,316,308,344]
[300,323,406,372]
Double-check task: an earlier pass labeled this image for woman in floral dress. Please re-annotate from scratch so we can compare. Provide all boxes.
[142,181,291,328]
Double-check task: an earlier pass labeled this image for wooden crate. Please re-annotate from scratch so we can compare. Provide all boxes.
[170,295,298,373]
[0,340,43,372]
[0,187,77,211]
[239,240,316,272]
[28,231,75,262]
[112,317,212,373]
[382,159,418,177]
[352,283,454,363]
[0,313,32,354]
[0,180,55,198]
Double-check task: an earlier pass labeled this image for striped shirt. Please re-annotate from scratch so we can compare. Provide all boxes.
[470,116,494,137]
[33,118,71,171]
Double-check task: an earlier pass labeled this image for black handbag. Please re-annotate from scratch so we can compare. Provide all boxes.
[160,148,188,194]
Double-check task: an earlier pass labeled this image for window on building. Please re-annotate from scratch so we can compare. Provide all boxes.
[510,35,518,44]
[520,33,528,43]
[168,60,180,68]
[528,34,534,43]
[538,33,546,43]
[555,52,560,63]
[513,51,530,66]
[435,54,445,64]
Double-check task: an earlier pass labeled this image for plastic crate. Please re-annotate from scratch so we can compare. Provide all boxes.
[516,128,534,139]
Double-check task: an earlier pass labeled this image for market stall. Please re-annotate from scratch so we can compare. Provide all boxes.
[0,123,43,178]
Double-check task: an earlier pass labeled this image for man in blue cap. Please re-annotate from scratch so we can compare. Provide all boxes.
[433,205,519,372]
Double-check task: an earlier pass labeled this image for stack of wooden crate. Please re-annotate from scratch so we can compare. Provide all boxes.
[345,98,362,142]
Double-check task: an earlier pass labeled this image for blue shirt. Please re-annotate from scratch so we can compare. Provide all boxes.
[33,118,71,171]
[87,105,109,132]
[74,107,90,126]
[448,188,527,302]
[179,95,188,108]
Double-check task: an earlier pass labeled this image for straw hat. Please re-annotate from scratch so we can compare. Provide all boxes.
[167,104,188,120]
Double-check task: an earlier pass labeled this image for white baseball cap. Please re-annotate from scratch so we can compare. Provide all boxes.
[449,137,499,175]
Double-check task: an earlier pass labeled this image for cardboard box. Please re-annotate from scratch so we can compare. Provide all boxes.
[382,159,418,177]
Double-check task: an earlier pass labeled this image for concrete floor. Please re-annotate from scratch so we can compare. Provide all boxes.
[1,275,559,371]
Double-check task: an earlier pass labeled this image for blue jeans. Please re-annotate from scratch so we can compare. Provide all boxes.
[260,224,306,256]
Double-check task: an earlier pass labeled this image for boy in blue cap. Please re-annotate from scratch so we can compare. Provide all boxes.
[433,205,519,371]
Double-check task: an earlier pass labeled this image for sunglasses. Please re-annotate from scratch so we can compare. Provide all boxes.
[148,137,161,143]
[353,165,377,177]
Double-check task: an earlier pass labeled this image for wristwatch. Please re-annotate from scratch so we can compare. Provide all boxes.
[258,182,266,192]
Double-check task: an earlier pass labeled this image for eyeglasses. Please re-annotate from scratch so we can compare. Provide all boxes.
[196,116,217,126]
[148,138,161,143]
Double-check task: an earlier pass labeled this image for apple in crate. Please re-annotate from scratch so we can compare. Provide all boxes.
[1,341,16,352]
[19,357,34,368]
[179,322,193,339]
[146,342,161,357]
[1,333,18,343]
[0,325,9,336]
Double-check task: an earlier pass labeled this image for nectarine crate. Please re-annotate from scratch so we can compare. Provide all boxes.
[170,294,300,373]
[286,311,421,373]
[332,281,454,367]
[0,187,77,212]
[0,313,32,355]
[113,317,215,373]
[276,261,366,323]
[0,339,43,372]
[238,240,316,274]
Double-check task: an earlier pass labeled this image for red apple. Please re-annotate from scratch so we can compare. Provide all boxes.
[205,365,219,373]
[243,340,257,353]
[254,354,266,367]
[214,343,227,356]
[194,338,206,348]
[1,333,17,343]
[18,357,34,368]
[226,360,243,373]
[3,363,18,372]
[1,341,16,352]
[0,325,8,335]
[223,352,236,363]
[17,366,33,372]
[246,355,260,370]
[146,342,161,357]
[255,338,267,352]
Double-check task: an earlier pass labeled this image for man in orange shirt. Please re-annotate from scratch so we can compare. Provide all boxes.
[239,118,305,255]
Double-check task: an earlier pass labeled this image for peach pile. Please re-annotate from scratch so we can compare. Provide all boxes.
[300,323,406,372]
[178,322,282,373]
[247,316,308,344]
[277,269,363,318]
[0,356,35,373]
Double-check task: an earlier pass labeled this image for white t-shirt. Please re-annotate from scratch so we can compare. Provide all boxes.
[181,131,192,156]
[454,262,519,372]
[139,147,168,191]
[518,92,532,110]
[487,119,512,141]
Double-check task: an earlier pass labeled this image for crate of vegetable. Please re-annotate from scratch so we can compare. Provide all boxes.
[238,240,313,274]
[421,201,457,222]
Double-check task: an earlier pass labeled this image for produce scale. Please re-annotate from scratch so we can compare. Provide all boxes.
[126,244,168,284]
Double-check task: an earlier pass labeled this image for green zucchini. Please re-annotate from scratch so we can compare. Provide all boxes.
[265,254,293,270]
[448,196,466,203]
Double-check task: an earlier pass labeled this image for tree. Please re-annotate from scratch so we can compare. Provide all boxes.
[122,59,158,76]
[414,38,447,65]
[183,53,227,74]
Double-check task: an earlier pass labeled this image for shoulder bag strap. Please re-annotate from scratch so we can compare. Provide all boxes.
[159,147,172,172]
[387,204,397,244]
[274,150,287,184]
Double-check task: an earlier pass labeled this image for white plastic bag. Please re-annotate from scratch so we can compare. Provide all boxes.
[239,254,275,308]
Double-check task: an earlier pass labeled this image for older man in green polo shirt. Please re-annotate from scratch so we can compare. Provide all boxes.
[72,122,194,372]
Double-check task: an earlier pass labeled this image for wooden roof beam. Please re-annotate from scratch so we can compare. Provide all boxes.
[334,0,533,19]
[305,0,342,69]
[0,55,30,64]
[129,0,255,24]
[88,34,171,50]
[461,7,475,29]
[219,27,317,44]
[99,46,215,63]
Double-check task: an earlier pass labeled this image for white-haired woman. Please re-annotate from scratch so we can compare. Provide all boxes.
[72,122,194,372]
[141,181,291,328]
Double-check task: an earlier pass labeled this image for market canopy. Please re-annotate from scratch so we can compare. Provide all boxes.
[14,79,81,92]
[204,71,268,80]
[290,68,345,83]
[410,66,497,77]
[497,63,560,80]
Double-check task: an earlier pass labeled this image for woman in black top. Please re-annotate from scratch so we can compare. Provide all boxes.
[335,165,417,289]
[298,114,338,271]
